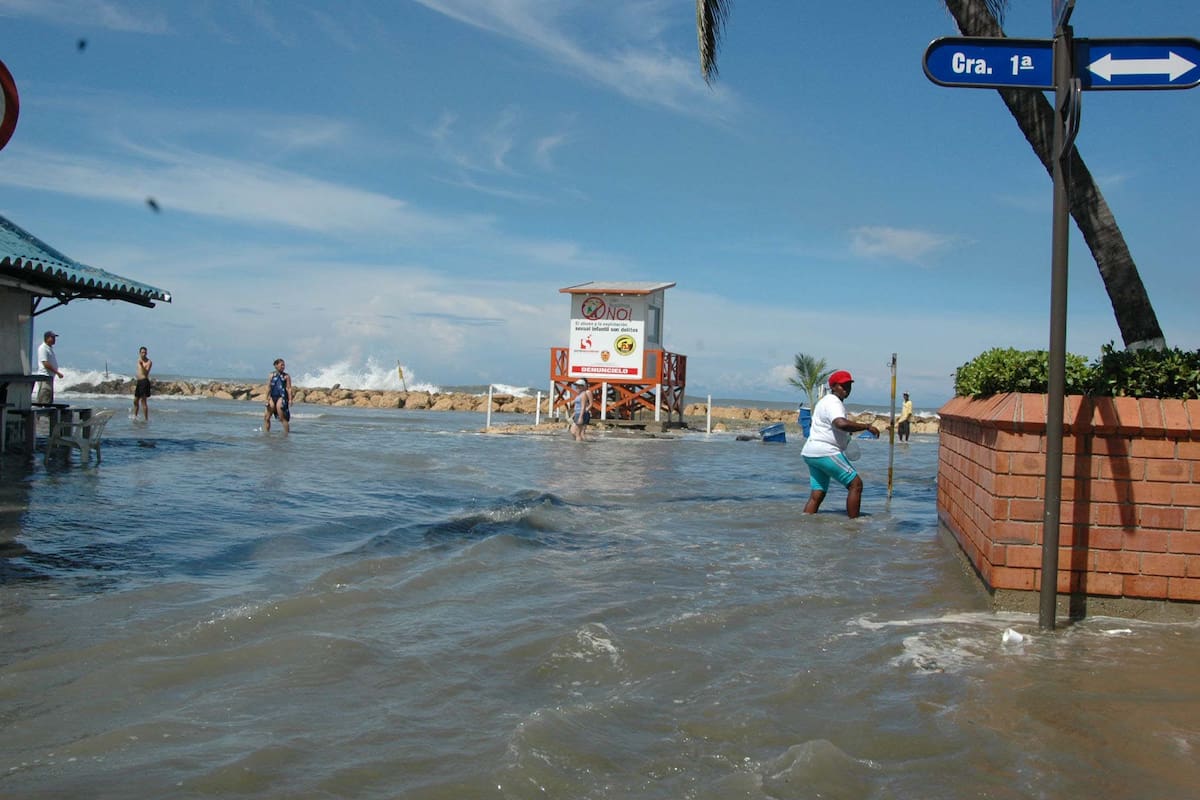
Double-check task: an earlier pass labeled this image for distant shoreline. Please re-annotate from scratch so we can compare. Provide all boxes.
[65,378,941,433]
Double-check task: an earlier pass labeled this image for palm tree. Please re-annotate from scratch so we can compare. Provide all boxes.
[787,352,832,410]
[697,0,1165,351]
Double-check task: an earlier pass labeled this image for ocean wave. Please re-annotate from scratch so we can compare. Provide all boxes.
[59,366,133,386]
[56,359,544,398]
[294,357,439,393]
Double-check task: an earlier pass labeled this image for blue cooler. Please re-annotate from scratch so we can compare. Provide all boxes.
[760,423,786,443]
[797,407,812,437]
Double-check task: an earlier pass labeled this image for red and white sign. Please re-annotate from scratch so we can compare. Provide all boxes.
[567,318,644,380]
[0,59,18,152]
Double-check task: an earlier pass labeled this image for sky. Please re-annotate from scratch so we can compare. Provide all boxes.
[0,0,1198,408]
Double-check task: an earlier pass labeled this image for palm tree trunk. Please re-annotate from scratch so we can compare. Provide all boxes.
[943,0,1165,349]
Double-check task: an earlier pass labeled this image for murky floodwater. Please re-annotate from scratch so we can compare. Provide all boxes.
[0,398,1196,798]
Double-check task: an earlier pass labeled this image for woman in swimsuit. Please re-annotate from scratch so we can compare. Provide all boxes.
[263,358,293,434]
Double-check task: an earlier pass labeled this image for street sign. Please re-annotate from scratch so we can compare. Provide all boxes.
[0,59,18,152]
[924,36,1200,93]
[1076,38,1200,90]
[924,37,1053,90]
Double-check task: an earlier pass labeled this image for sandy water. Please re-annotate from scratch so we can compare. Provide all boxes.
[0,397,1197,799]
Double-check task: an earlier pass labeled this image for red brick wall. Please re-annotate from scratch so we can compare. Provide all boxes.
[937,393,1200,603]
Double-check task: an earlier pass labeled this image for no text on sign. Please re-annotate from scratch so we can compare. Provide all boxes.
[923,38,1054,89]
[1077,38,1200,90]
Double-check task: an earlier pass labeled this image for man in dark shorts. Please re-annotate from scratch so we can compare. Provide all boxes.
[897,392,913,442]
[133,346,152,421]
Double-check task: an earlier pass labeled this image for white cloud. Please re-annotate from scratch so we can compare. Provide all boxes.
[421,107,573,189]
[0,0,169,33]
[0,146,476,238]
[850,226,955,265]
[534,132,568,171]
[411,0,736,118]
[308,8,359,52]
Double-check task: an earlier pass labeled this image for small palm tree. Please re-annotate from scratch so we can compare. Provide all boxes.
[787,353,832,409]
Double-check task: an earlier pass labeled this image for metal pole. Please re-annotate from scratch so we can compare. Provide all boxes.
[601,381,608,421]
[1040,22,1075,631]
[706,394,712,434]
[535,390,542,426]
[887,353,897,499]
[486,384,494,430]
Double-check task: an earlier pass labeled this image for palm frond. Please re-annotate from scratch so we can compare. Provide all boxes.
[786,352,831,408]
[697,0,730,83]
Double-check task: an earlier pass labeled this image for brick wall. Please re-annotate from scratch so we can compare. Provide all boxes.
[937,393,1200,607]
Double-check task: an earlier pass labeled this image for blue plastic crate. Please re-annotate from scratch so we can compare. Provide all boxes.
[760,423,786,443]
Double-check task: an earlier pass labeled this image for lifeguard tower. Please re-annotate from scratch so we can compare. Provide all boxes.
[551,282,687,427]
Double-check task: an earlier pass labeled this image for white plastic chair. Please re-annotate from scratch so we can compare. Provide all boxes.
[45,409,116,464]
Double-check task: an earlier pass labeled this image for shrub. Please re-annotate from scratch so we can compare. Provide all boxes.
[954,348,1091,397]
[1090,343,1200,399]
[955,344,1200,398]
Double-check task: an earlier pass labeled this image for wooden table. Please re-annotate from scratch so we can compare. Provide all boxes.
[0,374,49,455]
[0,373,48,403]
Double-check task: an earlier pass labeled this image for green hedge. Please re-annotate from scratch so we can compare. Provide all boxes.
[954,344,1200,399]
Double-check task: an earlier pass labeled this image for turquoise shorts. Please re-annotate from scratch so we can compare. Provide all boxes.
[803,453,858,492]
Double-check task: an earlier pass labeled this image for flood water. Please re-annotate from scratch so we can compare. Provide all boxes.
[0,397,1196,799]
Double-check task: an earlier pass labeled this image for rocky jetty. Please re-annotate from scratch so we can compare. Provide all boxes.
[66,378,940,434]
[679,403,940,435]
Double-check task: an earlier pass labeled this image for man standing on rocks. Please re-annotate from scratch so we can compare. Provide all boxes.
[799,370,879,518]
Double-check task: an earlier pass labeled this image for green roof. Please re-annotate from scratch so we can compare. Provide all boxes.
[0,214,171,308]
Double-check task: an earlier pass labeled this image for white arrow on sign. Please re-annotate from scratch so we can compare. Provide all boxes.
[1088,50,1196,82]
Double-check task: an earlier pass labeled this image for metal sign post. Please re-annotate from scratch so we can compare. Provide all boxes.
[887,354,897,500]
[1052,0,1075,34]
[1040,21,1078,631]
[923,2,1199,630]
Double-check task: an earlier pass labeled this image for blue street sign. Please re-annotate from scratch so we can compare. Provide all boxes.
[1076,38,1200,90]
[924,38,1053,90]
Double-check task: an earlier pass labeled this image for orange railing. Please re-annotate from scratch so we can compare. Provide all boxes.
[549,348,687,423]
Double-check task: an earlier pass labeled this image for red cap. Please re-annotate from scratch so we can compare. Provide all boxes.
[828,370,853,387]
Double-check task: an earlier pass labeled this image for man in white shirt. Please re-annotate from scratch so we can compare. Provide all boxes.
[35,330,64,404]
[897,392,914,442]
[799,369,879,518]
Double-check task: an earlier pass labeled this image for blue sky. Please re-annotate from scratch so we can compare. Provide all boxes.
[0,1,1197,407]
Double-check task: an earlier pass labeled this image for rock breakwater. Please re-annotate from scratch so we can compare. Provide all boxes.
[67,379,939,433]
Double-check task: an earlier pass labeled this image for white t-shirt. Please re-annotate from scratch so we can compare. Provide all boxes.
[800,393,850,457]
[36,341,58,377]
